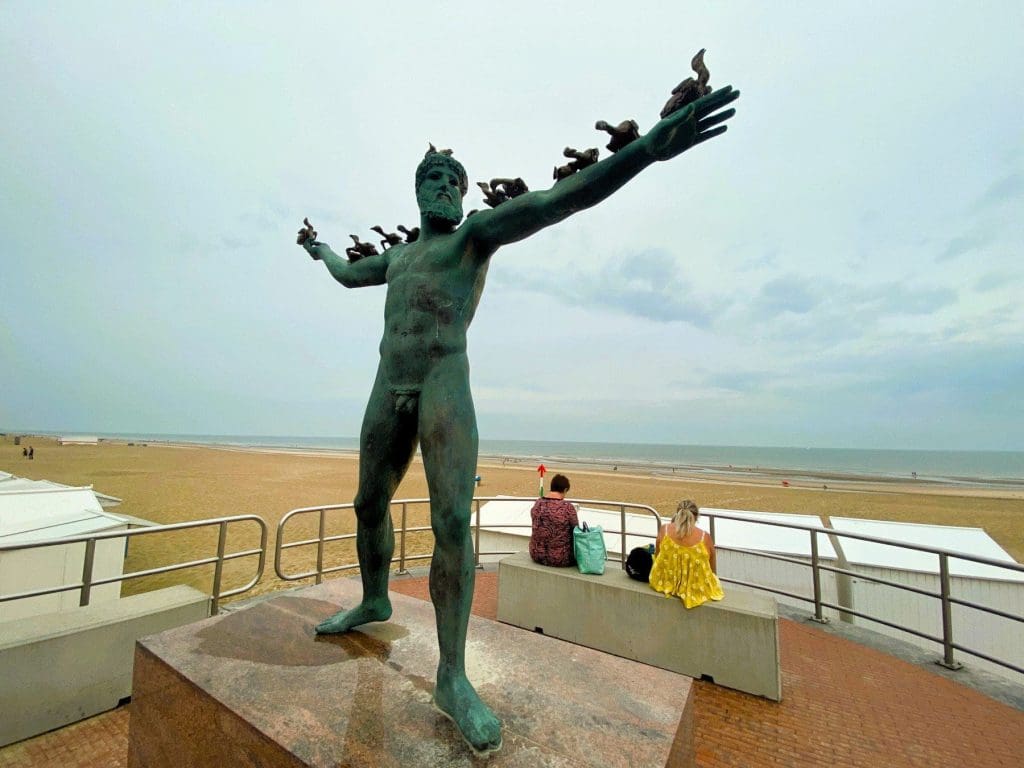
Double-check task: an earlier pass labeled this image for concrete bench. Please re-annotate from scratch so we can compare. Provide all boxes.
[0,585,210,746]
[497,551,782,700]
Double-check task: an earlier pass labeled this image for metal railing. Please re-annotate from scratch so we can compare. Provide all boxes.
[0,514,268,614]
[702,510,1024,675]
[275,497,1024,677]
[275,496,661,583]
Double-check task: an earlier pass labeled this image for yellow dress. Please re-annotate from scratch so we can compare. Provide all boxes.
[648,534,724,609]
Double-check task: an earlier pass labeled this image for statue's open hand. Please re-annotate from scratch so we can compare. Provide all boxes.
[648,85,740,162]
[297,217,321,258]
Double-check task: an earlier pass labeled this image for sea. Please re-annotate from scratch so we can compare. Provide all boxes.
[54,432,1024,488]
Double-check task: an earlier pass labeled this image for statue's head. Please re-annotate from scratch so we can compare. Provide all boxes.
[415,145,468,227]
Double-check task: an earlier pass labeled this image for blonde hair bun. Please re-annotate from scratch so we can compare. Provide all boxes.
[671,499,699,537]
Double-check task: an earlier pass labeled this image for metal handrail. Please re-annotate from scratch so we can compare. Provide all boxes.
[702,510,1024,674]
[276,496,662,582]
[703,511,1024,573]
[275,498,1024,676]
[0,514,268,614]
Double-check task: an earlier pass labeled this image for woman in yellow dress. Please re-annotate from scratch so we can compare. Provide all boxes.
[649,499,724,609]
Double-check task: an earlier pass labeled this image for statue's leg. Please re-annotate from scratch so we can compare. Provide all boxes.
[316,371,418,634]
[418,358,501,755]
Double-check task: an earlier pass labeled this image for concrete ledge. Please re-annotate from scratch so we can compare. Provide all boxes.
[0,585,210,746]
[497,551,782,700]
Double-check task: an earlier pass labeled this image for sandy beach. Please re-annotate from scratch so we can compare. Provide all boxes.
[4,435,1023,603]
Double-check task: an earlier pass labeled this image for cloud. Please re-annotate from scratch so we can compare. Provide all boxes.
[473,335,1024,450]
[704,369,773,393]
[850,340,1024,407]
[936,232,991,262]
[752,276,820,317]
[220,234,260,249]
[869,283,957,316]
[975,271,1021,292]
[600,250,718,326]
[974,171,1024,211]
[2,4,1020,450]
[738,277,958,349]
[740,250,778,270]
[497,248,719,327]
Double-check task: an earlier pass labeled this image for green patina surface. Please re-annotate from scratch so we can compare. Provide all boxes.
[299,86,739,754]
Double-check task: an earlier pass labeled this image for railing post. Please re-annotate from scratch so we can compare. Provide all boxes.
[810,530,828,624]
[396,502,409,575]
[619,505,626,568]
[709,514,716,543]
[474,498,483,569]
[315,508,327,585]
[937,553,963,670]
[211,520,228,615]
[79,539,96,607]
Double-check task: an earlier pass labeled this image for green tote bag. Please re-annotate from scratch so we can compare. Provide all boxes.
[573,522,607,575]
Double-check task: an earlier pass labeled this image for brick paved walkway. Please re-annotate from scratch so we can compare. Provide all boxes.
[0,706,129,768]
[3,572,1022,767]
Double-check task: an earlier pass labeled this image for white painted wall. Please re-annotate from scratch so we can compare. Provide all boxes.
[0,532,127,621]
[0,585,210,747]
[716,550,844,622]
[837,566,1024,678]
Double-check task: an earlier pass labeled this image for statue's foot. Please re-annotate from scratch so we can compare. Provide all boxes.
[432,671,502,756]
[314,598,392,634]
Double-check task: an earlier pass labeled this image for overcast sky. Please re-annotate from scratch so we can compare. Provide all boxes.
[1,2,1021,450]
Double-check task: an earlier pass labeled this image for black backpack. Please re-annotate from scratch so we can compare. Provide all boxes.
[625,546,654,581]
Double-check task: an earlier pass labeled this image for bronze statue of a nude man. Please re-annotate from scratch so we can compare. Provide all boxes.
[298,85,738,755]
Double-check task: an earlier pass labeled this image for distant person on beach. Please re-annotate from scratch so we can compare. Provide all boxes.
[22,447,27,457]
[649,499,723,609]
[28,446,34,460]
[529,474,579,567]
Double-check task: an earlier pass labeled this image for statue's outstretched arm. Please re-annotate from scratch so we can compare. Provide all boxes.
[468,86,739,250]
[301,238,391,288]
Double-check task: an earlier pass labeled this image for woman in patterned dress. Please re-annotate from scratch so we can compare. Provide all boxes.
[649,499,724,608]
[529,474,579,567]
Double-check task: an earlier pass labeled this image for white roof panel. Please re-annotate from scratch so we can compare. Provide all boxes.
[0,486,127,542]
[0,478,66,492]
[1,512,129,545]
[702,508,838,559]
[477,499,534,536]
[830,517,1023,581]
[0,474,121,507]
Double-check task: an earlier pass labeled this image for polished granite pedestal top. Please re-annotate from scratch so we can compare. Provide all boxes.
[128,577,694,767]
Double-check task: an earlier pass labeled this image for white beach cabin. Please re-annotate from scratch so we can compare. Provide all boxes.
[57,435,100,445]
[0,473,211,747]
[0,477,130,621]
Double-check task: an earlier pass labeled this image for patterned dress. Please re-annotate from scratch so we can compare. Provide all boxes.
[529,497,579,567]
[648,532,725,609]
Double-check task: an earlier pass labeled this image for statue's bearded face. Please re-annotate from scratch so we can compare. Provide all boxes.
[416,166,465,227]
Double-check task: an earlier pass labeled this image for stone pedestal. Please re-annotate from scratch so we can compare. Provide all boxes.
[127,578,694,767]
